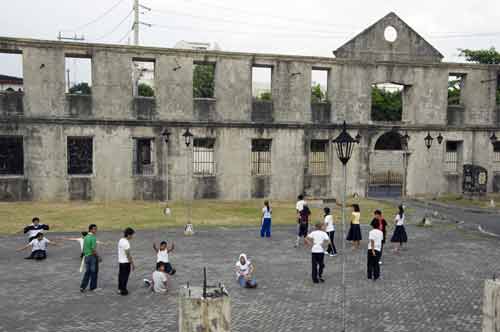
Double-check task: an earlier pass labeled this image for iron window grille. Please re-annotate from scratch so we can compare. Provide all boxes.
[133,138,155,176]
[445,141,459,173]
[193,138,216,176]
[251,139,271,176]
[309,140,328,175]
[67,137,93,175]
[0,136,23,175]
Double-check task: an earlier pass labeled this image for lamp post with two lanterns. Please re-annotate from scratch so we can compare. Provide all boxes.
[331,121,360,332]
[161,127,194,229]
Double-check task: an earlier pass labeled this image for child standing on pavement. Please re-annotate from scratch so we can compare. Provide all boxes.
[323,207,337,256]
[296,204,311,247]
[260,200,272,238]
[346,204,362,249]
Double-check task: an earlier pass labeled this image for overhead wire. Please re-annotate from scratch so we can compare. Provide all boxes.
[143,0,363,30]
[150,23,350,40]
[95,9,134,41]
[148,7,357,36]
[60,0,127,32]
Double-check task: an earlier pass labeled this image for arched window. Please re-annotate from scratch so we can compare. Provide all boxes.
[374,131,403,150]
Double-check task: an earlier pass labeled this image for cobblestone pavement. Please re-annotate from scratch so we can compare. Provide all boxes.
[0,222,498,332]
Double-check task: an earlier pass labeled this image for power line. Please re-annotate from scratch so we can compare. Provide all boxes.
[143,0,363,30]
[117,26,133,44]
[60,0,127,32]
[148,8,356,36]
[150,23,350,40]
[95,9,134,41]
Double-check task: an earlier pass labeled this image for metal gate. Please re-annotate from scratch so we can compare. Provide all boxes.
[367,170,403,198]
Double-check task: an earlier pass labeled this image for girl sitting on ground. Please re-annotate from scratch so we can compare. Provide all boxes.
[235,253,257,288]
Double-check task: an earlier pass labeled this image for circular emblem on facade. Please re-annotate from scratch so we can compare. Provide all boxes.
[384,26,398,42]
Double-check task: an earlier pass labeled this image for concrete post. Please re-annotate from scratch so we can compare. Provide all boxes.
[178,286,231,332]
[482,279,500,332]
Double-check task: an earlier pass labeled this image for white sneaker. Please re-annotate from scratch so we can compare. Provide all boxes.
[379,261,383,265]
[144,279,152,287]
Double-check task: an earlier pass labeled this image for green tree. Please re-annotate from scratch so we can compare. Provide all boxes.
[138,83,154,97]
[68,82,91,95]
[459,47,500,64]
[371,86,402,121]
[193,64,215,98]
[311,83,326,103]
[257,91,272,100]
[459,47,500,104]
[448,78,462,105]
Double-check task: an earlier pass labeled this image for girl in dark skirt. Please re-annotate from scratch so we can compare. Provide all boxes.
[346,204,362,249]
[391,205,408,253]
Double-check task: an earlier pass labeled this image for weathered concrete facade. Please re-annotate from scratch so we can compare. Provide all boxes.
[0,12,499,201]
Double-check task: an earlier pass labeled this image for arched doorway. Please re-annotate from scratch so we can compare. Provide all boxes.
[368,131,404,198]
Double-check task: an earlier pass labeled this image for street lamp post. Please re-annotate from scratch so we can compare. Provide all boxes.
[161,129,171,202]
[182,128,194,235]
[332,121,359,332]
[400,131,410,198]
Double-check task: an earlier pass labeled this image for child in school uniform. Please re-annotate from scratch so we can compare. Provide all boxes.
[391,205,408,253]
[346,204,362,249]
[323,207,337,256]
[260,200,272,238]
[153,241,176,275]
[296,204,311,248]
[17,232,58,260]
[23,217,49,242]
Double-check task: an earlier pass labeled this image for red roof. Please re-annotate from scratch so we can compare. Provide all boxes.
[0,74,23,85]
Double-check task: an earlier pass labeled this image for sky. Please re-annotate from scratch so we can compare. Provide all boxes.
[1,0,500,81]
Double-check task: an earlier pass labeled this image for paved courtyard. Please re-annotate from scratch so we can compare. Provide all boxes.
[0,221,498,332]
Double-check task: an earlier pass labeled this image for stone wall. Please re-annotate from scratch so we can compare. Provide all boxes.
[0,28,499,201]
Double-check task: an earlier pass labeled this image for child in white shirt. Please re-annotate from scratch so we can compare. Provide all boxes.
[323,207,337,256]
[17,232,58,260]
[153,241,176,275]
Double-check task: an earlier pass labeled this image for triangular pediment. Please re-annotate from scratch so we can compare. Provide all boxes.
[334,12,443,62]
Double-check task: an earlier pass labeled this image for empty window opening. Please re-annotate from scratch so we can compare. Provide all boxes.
[67,137,93,175]
[65,56,92,94]
[374,131,403,150]
[309,140,328,175]
[133,138,155,176]
[448,74,465,106]
[0,136,23,175]
[133,59,155,97]
[252,67,272,100]
[251,139,271,176]
[193,63,215,98]
[193,138,215,176]
[371,83,403,121]
[445,141,461,173]
[311,69,328,103]
[494,142,500,162]
[0,52,23,92]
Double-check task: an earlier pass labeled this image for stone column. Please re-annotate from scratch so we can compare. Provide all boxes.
[178,286,231,332]
[482,279,500,332]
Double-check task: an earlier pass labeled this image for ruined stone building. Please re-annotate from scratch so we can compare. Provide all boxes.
[0,12,499,202]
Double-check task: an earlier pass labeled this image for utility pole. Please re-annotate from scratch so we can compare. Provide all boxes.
[133,0,139,45]
[132,0,152,46]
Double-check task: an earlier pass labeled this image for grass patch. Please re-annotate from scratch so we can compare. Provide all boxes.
[430,193,500,209]
[0,199,398,235]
